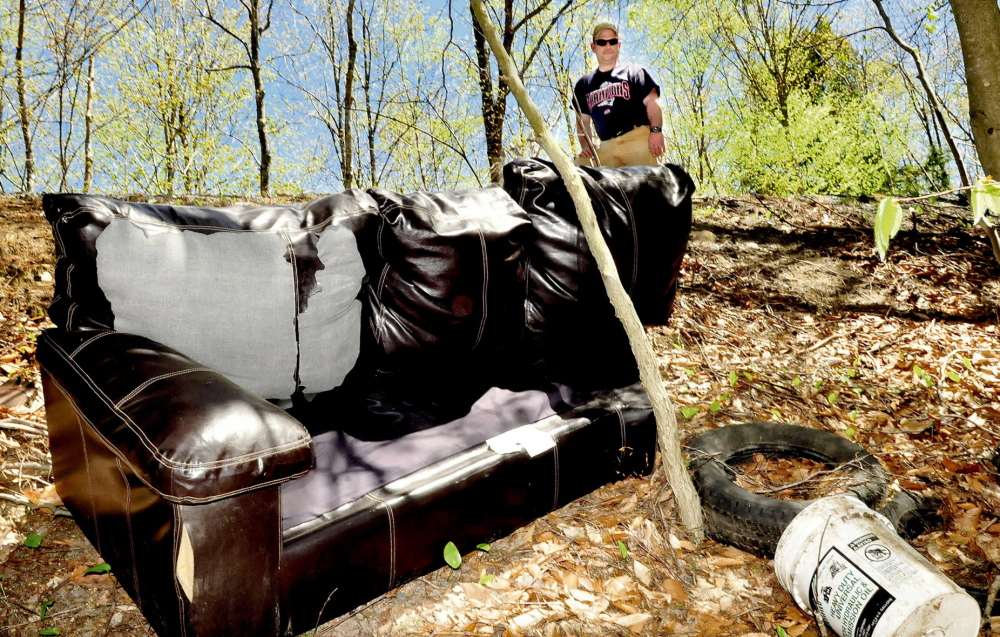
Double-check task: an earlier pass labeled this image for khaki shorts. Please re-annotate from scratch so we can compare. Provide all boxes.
[576,126,658,168]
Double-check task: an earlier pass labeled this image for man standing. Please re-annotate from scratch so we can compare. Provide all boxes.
[573,22,665,167]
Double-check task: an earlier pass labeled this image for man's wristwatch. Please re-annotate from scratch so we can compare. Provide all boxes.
[649,126,662,133]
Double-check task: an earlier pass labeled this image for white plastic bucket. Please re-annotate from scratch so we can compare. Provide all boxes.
[774,494,980,637]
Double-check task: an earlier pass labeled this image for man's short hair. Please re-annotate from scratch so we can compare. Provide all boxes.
[592,21,618,41]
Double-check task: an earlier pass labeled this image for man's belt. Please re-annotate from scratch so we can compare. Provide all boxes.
[601,124,647,142]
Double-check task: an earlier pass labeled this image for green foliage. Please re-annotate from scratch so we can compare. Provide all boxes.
[38,630,60,636]
[96,0,257,194]
[23,534,42,549]
[971,179,1000,225]
[681,407,700,419]
[476,543,491,552]
[728,92,905,196]
[913,364,935,387]
[83,563,111,575]
[478,574,495,585]
[875,198,903,261]
[877,178,998,260]
[443,541,462,569]
[616,540,628,559]
[39,599,54,620]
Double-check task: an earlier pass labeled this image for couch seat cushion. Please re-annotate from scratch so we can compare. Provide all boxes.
[44,193,377,400]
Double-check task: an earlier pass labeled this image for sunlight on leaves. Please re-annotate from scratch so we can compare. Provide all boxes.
[971,178,1000,226]
[875,197,902,261]
[443,542,462,570]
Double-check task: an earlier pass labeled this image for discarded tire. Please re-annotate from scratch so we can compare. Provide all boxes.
[686,422,888,557]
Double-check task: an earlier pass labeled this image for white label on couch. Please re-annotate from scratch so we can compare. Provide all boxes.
[486,425,556,457]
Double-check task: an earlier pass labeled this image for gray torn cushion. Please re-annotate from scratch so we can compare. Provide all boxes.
[94,217,366,400]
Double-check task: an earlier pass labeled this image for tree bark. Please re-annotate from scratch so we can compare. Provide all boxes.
[468,0,704,541]
[946,0,1000,265]
[84,54,95,193]
[16,0,34,193]
[248,1,271,196]
[950,0,1000,180]
[470,5,506,184]
[342,0,358,189]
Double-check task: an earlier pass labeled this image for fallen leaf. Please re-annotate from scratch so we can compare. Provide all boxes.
[612,612,651,633]
[633,559,652,587]
[662,578,689,603]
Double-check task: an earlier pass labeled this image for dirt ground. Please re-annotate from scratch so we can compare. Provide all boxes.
[1,192,999,636]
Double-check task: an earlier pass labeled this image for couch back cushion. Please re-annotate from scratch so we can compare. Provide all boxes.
[502,159,695,329]
[43,192,378,400]
[365,186,530,372]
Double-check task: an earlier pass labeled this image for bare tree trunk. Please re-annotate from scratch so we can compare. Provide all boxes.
[871,0,970,187]
[470,5,506,184]
[84,54,95,193]
[469,0,704,541]
[950,0,1000,180]
[949,0,1000,265]
[248,1,271,196]
[16,0,34,193]
[342,0,358,189]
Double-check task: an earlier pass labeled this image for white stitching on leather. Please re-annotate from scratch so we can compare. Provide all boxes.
[65,263,74,296]
[69,330,119,359]
[44,335,312,470]
[116,457,143,608]
[365,493,396,589]
[66,303,78,331]
[524,255,542,333]
[552,443,560,510]
[116,369,212,409]
[472,220,488,349]
[614,180,639,293]
[76,409,102,554]
[373,263,391,346]
[46,348,312,503]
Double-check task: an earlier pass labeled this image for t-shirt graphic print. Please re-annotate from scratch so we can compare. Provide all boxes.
[573,63,659,141]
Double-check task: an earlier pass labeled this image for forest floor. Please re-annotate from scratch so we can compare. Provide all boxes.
[1,192,999,636]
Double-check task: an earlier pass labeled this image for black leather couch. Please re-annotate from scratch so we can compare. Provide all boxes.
[37,159,694,636]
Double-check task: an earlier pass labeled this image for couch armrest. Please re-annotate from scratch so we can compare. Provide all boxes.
[38,329,313,503]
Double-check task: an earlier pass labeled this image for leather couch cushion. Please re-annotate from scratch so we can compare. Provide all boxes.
[502,158,694,327]
[365,186,531,373]
[43,193,377,399]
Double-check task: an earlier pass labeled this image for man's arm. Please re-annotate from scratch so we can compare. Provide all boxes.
[643,89,664,158]
[576,113,598,158]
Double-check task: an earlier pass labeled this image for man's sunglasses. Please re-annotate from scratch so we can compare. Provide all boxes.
[594,38,619,46]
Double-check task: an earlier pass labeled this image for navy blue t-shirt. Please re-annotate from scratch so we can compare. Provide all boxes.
[573,63,660,141]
